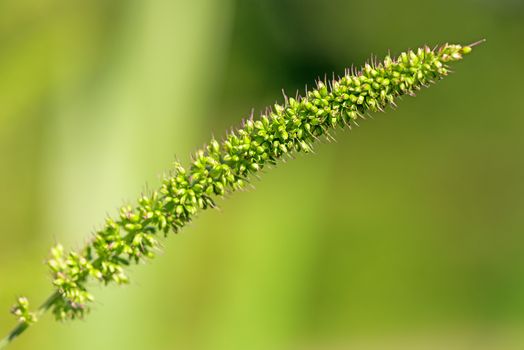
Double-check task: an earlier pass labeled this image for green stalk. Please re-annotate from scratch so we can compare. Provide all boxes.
[0,292,60,349]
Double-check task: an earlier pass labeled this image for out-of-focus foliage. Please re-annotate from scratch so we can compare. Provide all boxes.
[0,0,523,349]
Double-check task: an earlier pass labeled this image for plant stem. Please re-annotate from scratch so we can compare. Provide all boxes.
[0,292,60,349]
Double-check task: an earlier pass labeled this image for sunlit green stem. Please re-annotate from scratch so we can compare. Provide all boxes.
[0,292,60,349]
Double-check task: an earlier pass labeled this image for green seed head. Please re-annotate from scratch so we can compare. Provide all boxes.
[8,42,480,325]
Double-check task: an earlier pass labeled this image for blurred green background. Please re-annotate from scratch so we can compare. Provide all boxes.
[1,0,524,349]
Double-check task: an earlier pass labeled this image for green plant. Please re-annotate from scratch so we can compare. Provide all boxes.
[0,41,481,348]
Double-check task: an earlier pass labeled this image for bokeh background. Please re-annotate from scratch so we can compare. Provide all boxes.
[1,0,524,349]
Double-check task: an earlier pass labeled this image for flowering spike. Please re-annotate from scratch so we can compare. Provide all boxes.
[1,42,480,348]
